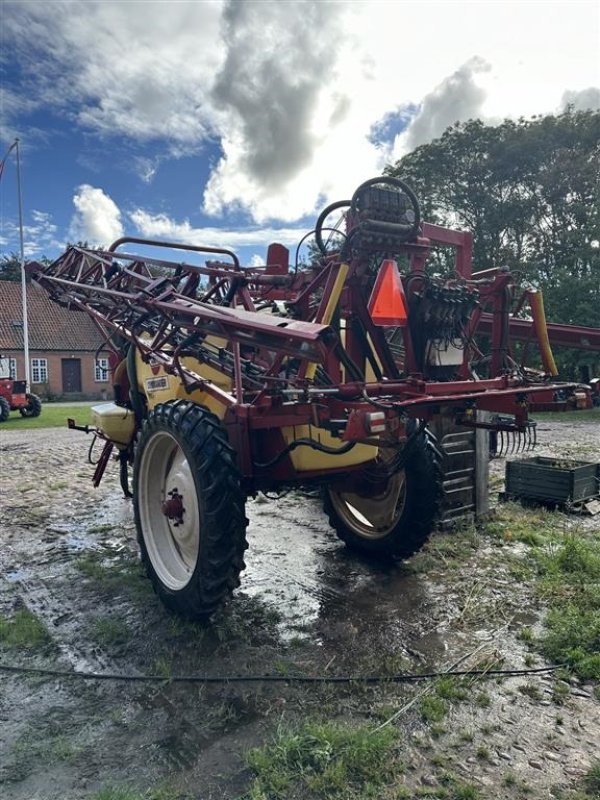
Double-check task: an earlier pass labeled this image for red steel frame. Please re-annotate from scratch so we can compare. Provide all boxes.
[416,223,600,354]
[28,212,591,487]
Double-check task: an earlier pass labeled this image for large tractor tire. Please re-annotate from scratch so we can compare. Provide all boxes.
[133,400,248,620]
[0,396,10,422]
[19,393,42,417]
[324,429,442,559]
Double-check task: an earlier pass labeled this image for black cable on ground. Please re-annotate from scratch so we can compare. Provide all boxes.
[0,663,562,684]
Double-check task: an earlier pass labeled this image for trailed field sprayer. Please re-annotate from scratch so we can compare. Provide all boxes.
[29,177,591,619]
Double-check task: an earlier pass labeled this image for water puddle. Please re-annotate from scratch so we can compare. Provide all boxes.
[243,493,443,657]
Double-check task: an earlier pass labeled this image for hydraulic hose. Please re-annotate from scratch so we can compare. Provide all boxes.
[126,343,145,425]
[253,438,356,470]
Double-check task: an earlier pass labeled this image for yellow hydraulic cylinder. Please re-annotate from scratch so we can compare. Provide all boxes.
[305,262,349,381]
[527,288,558,376]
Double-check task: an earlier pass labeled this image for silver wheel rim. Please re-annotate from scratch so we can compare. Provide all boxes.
[138,430,200,590]
[328,470,407,540]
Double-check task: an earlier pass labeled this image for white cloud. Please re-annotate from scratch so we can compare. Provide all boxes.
[133,156,160,184]
[561,87,600,111]
[394,57,491,154]
[129,208,306,251]
[70,185,124,246]
[0,210,62,257]
[203,1,354,220]
[0,88,38,142]
[2,1,223,144]
[2,0,600,224]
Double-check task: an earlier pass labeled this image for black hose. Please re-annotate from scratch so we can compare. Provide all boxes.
[126,343,145,426]
[119,449,132,499]
[254,438,356,470]
[314,200,351,255]
[0,661,563,685]
[335,341,365,383]
[87,435,99,465]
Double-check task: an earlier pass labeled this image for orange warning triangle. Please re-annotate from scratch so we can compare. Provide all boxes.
[367,259,408,326]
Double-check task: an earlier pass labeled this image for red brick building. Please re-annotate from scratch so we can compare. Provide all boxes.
[0,280,112,400]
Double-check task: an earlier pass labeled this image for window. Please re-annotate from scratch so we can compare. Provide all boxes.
[9,358,17,380]
[31,358,48,383]
[95,357,109,383]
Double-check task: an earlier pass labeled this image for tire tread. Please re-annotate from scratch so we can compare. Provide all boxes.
[324,429,443,559]
[133,400,248,620]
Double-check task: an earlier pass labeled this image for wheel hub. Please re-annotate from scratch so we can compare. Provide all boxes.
[161,488,185,526]
[138,430,201,590]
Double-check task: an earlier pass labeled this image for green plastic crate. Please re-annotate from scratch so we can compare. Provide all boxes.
[505,457,600,504]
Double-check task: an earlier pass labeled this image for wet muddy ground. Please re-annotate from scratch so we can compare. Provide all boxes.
[0,416,599,799]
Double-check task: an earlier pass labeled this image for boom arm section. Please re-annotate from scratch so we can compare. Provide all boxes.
[31,245,341,403]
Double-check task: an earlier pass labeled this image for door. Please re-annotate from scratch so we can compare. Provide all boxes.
[61,358,82,393]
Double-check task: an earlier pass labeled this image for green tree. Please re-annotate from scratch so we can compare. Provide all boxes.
[386,110,600,324]
[0,252,24,281]
[0,252,53,282]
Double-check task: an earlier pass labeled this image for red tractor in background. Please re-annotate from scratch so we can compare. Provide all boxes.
[0,355,42,422]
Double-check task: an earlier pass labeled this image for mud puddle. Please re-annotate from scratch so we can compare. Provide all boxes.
[1,422,599,799]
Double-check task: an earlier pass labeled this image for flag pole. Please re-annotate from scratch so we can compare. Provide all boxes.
[14,138,31,391]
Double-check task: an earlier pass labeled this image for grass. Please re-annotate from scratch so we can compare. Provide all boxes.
[91,790,141,800]
[483,502,557,546]
[531,408,599,424]
[501,773,532,795]
[90,616,131,647]
[538,536,600,583]
[13,733,77,763]
[535,535,600,680]
[451,783,480,800]
[7,731,81,782]
[474,691,491,708]
[583,761,600,794]
[0,402,93,430]
[406,524,481,576]
[481,501,600,683]
[244,720,399,799]
[518,682,542,700]
[0,607,51,649]
[502,772,517,787]
[435,771,480,800]
[413,677,471,728]
[518,626,535,644]
[541,605,600,679]
[152,657,173,681]
[74,551,153,600]
[91,787,188,800]
[434,677,469,703]
[418,695,448,723]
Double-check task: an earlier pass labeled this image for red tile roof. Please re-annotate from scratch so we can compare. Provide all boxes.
[0,280,106,352]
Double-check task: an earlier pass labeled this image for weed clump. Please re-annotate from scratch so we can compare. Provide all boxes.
[245,720,399,798]
[541,605,600,680]
[0,607,51,649]
[90,616,131,647]
[535,535,600,680]
[584,760,600,794]
[91,787,188,800]
[74,552,152,600]
[418,695,448,723]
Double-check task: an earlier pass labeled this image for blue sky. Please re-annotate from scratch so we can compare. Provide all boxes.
[1,0,599,268]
